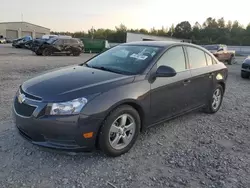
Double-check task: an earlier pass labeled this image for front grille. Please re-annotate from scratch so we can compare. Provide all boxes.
[20,87,42,101]
[242,64,249,69]
[14,98,36,117]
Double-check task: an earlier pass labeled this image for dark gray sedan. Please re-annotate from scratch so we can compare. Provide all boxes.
[13,41,228,157]
[241,57,250,79]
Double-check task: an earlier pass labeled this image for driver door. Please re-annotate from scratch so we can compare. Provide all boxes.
[150,46,192,124]
[54,39,64,52]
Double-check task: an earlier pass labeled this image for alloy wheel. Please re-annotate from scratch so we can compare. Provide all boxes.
[108,114,136,150]
[212,88,222,110]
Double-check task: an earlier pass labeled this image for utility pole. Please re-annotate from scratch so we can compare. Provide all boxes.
[21,13,23,22]
[91,26,94,39]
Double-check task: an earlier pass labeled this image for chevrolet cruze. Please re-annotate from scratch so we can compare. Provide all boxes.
[13,41,228,157]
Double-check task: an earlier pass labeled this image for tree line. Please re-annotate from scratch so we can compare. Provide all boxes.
[51,17,250,45]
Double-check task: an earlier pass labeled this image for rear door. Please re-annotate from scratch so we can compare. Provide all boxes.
[150,46,192,123]
[185,46,214,108]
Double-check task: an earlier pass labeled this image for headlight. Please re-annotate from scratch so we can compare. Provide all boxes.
[50,97,88,115]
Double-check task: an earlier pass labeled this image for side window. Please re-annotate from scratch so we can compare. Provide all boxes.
[205,53,213,66]
[157,46,186,72]
[63,39,70,44]
[186,47,207,69]
[54,39,63,45]
[70,39,78,44]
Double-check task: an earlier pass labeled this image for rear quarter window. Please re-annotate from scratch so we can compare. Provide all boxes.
[186,47,207,69]
[205,53,213,66]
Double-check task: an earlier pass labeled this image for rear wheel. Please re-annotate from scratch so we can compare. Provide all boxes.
[42,48,52,56]
[227,55,235,65]
[72,51,80,56]
[241,71,249,79]
[98,105,140,157]
[204,85,224,114]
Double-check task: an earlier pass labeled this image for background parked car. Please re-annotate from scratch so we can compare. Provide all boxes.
[241,56,250,79]
[203,44,235,65]
[30,35,72,53]
[0,38,6,44]
[6,38,14,43]
[12,36,33,48]
[34,37,83,56]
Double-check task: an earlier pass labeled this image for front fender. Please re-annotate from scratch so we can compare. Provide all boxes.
[81,79,151,120]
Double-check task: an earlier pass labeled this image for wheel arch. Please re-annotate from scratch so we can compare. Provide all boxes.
[105,99,145,131]
[95,99,146,148]
[217,81,225,93]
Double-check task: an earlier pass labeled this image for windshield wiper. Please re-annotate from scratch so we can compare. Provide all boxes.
[92,66,122,74]
[88,65,130,75]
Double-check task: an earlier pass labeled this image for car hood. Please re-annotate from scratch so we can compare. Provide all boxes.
[22,65,135,102]
[243,57,250,65]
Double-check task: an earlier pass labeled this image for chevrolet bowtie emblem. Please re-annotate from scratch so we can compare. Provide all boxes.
[18,94,26,104]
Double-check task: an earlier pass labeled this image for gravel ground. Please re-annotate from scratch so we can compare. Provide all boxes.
[0,45,250,188]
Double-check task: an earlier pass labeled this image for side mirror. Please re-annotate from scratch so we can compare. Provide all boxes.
[155,65,177,77]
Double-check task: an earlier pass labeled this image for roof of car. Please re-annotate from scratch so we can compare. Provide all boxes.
[121,41,204,49]
[121,41,179,47]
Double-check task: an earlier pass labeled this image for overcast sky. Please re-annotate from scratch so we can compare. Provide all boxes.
[1,0,250,32]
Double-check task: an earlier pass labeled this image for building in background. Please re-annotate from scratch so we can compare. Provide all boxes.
[0,22,50,39]
[126,32,191,43]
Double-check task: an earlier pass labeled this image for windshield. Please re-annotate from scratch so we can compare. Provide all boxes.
[46,37,58,44]
[85,45,162,75]
[204,45,219,51]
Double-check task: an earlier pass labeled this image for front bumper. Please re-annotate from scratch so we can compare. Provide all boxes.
[242,67,250,73]
[13,94,103,152]
[242,63,250,72]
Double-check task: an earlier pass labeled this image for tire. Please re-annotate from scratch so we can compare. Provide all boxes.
[227,59,232,65]
[227,55,235,65]
[42,48,52,56]
[204,85,224,114]
[98,105,141,157]
[72,51,80,56]
[241,71,249,79]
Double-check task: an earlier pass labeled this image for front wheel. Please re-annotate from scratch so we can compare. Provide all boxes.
[204,85,224,114]
[42,48,52,56]
[98,105,141,157]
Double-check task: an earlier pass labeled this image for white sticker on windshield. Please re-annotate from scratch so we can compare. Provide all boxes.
[130,53,148,60]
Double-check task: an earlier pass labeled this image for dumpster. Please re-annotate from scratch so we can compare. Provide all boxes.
[80,38,110,53]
